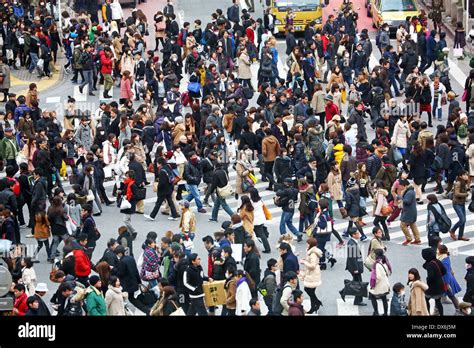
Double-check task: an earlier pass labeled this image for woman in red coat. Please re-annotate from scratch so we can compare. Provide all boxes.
[325,94,340,123]
[13,284,28,316]
[100,48,114,99]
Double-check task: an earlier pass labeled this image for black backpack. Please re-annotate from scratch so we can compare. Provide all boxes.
[428,204,451,234]
[271,284,292,315]
[242,87,254,100]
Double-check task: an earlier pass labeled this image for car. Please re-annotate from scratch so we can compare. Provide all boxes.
[368,0,419,35]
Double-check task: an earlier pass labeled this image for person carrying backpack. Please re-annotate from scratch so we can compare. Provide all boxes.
[258,258,278,315]
[272,271,298,316]
[426,194,451,248]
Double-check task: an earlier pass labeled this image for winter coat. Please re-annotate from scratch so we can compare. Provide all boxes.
[466,144,474,176]
[300,247,322,288]
[463,268,474,304]
[235,160,251,195]
[116,255,141,294]
[74,124,93,151]
[120,78,133,100]
[400,186,417,224]
[376,164,398,191]
[369,262,391,296]
[244,251,261,285]
[327,170,343,201]
[21,267,37,297]
[293,141,307,170]
[345,238,364,274]
[288,302,305,316]
[262,135,280,162]
[236,279,252,316]
[86,286,107,316]
[408,280,429,316]
[453,179,469,205]
[0,63,11,89]
[340,154,358,182]
[274,156,293,181]
[438,254,462,295]
[34,215,50,240]
[238,52,252,80]
[225,277,237,310]
[110,0,123,21]
[391,120,411,149]
[422,248,447,298]
[345,186,361,218]
[105,285,127,315]
[390,293,408,316]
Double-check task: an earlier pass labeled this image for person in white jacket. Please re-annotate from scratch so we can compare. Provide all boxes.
[20,257,37,297]
[110,0,123,24]
[391,115,411,156]
[105,276,128,315]
[103,134,118,179]
[235,270,253,316]
[345,122,358,151]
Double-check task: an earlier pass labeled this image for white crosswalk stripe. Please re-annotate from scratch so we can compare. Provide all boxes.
[55,162,474,257]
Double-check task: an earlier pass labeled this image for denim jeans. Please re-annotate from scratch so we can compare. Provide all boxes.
[452,204,466,238]
[185,184,203,210]
[50,234,68,260]
[29,52,39,73]
[432,99,442,120]
[279,210,301,236]
[80,69,94,93]
[211,196,234,221]
[299,213,314,233]
[389,75,400,96]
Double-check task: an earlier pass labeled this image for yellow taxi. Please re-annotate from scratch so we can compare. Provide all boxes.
[367,0,420,34]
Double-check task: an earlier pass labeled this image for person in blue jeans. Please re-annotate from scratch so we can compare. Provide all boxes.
[276,178,302,242]
[209,163,234,222]
[183,152,207,213]
[450,172,470,241]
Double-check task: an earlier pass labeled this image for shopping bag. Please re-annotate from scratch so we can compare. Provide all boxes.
[60,160,67,177]
[392,147,403,164]
[343,279,368,298]
[248,172,258,184]
[453,47,464,58]
[119,197,132,210]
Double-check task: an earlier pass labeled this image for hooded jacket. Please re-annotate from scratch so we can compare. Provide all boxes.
[262,135,281,162]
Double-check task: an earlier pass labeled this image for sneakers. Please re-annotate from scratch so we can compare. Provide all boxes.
[144,214,155,221]
[168,216,178,221]
[360,235,368,242]
[402,240,411,246]
[449,232,457,241]
[198,208,207,213]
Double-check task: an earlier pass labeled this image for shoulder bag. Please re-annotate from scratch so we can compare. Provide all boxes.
[217,171,233,198]
[169,301,186,316]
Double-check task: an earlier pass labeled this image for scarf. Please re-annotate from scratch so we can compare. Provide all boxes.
[124,177,135,201]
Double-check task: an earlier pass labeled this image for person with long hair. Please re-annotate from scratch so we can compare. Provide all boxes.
[354,163,371,225]
[326,161,344,216]
[373,179,390,240]
[118,170,139,241]
[224,266,238,316]
[408,140,428,204]
[249,188,271,253]
[422,247,447,316]
[238,195,255,239]
[120,71,134,105]
[450,171,470,241]
[47,196,68,261]
[437,244,462,311]
[118,115,131,147]
[407,268,429,316]
[48,24,62,64]
[300,237,323,314]
[368,249,392,316]
[95,261,112,294]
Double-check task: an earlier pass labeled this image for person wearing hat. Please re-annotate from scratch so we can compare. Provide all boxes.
[85,275,107,316]
[33,283,52,316]
[275,177,303,242]
[339,227,366,306]
[0,126,19,172]
[325,94,340,124]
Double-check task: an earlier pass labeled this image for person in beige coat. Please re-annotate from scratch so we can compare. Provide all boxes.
[172,116,186,145]
[235,152,253,196]
[311,84,326,126]
[105,277,128,316]
[407,268,429,316]
[237,48,252,86]
[327,164,344,213]
[391,115,411,152]
[369,249,392,315]
[466,134,474,185]
[299,238,323,314]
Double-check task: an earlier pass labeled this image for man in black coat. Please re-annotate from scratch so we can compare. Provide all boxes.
[100,238,119,269]
[278,242,299,277]
[183,152,206,213]
[340,228,366,306]
[244,240,261,287]
[463,256,474,305]
[114,246,150,314]
[128,153,146,213]
[183,253,210,316]
[238,124,259,152]
[201,151,217,207]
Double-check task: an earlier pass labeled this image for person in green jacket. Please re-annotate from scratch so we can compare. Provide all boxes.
[86,275,107,316]
[0,128,19,173]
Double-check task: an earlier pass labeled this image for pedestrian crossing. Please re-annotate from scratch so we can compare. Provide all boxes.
[50,164,474,257]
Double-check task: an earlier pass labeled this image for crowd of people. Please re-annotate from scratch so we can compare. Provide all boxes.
[0,0,473,317]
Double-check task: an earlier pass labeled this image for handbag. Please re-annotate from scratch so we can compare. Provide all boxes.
[364,255,375,271]
[187,81,201,94]
[86,190,94,202]
[462,89,468,102]
[453,47,464,58]
[15,152,28,165]
[152,180,159,193]
[119,197,132,210]
[135,187,147,201]
[441,95,447,106]
[217,171,233,198]
[381,205,393,216]
[392,147,402,164]
[305,221,317,237]
[262,203,272,220]
[137,284,157,306]
[337,45,345,57]
[343,279,368,298]
[169,301,185,316]
[432,261,448,292]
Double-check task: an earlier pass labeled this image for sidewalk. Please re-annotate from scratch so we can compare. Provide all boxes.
[10,52,66,97]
